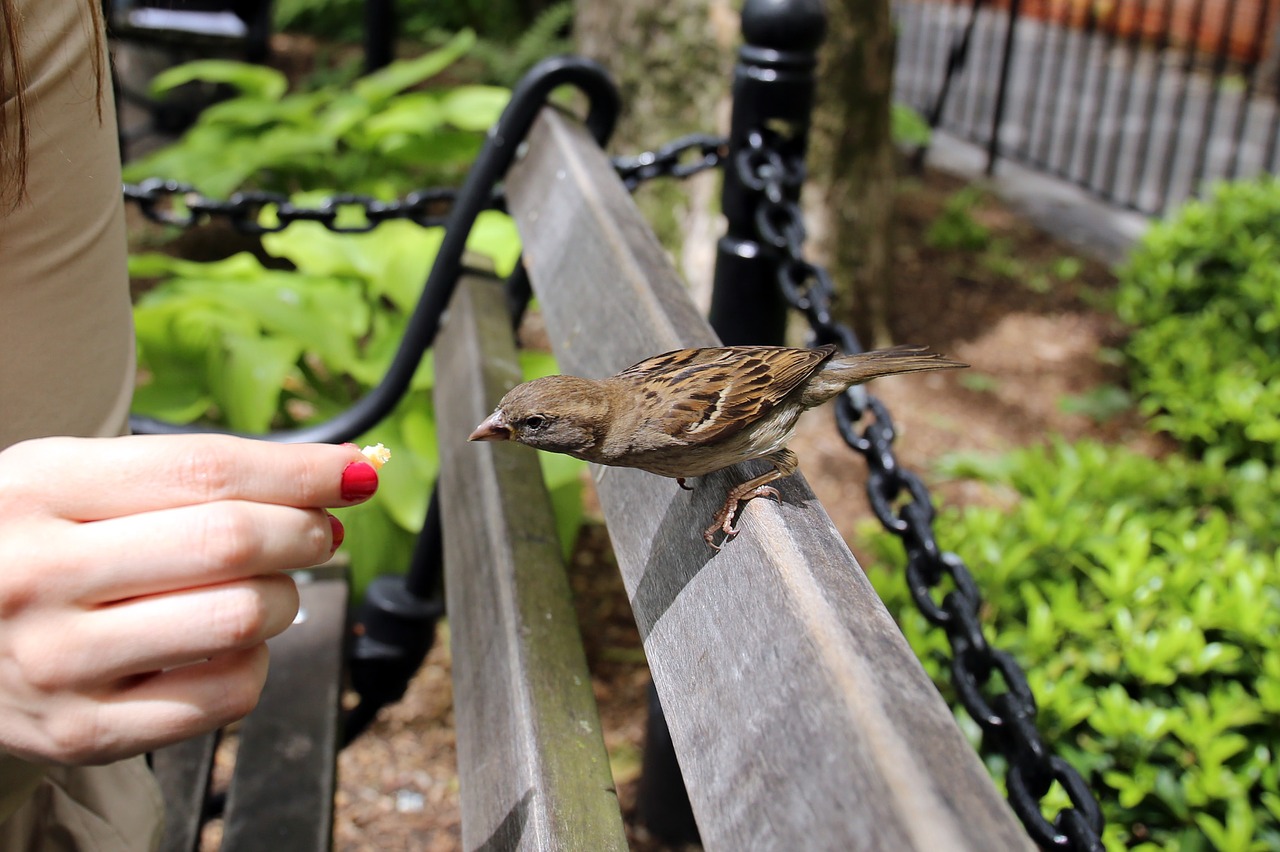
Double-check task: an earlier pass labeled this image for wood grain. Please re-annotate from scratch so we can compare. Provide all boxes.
[221,564,349,852]
[435,274,629,852]
[153,731,217,852]
[505,108,1033,851]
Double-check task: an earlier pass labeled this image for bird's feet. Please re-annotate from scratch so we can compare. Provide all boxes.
[703,485,782,550]
[676,477,694,491]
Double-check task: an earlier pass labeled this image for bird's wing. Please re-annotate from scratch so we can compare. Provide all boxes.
[614,345,837,444]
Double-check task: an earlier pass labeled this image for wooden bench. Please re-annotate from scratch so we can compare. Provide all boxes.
[434,106,1034,850]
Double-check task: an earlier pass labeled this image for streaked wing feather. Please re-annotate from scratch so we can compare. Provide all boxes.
[615,345,836,444]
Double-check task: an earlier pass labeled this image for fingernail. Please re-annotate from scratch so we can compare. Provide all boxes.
[340,461,379,502]
[327,513,345,554]
[341,442,359,449]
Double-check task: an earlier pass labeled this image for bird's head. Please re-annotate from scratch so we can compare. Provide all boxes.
[468,375,611,455]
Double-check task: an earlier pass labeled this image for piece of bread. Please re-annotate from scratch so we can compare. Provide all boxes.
[360,443,391,470]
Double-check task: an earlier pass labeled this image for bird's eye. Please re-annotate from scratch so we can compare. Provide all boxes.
[523,415,546,431]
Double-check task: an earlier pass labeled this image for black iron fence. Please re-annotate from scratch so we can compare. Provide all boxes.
[894,0,1280,216]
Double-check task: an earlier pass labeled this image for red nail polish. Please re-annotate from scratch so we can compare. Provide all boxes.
[328,513,345,553]
[340,461,379,502]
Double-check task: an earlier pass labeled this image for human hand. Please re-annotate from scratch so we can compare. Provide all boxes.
[0,434,379,765]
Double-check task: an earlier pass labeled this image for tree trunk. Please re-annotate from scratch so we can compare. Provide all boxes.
[813,0,897,350]
[574,0,738,310]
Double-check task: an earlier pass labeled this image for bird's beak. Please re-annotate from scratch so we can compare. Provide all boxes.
[468,411,511,442]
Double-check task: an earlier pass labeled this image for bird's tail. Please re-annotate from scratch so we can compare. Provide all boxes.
[801,345,967,407]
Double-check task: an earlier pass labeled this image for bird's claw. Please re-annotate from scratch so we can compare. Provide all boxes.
[704,485,782,549]
[704,503,738,550]
[753,485,781,504]
[677,477,694,491]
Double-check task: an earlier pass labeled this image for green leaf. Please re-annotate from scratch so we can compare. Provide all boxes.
[891,103,932,147]
[208,332,302,433]
[375,127,485,167]
[197,274,370,373]
[466,211,522,276]
[333,499,413,597]
[540,451,585,559]
[352,30,477,104]
[131,251,267,282]
[261,217,444,312]
[439,85,510,130]
[195,97,292,130]
[1058,385,1133,423]
[130,363,212,423]
[356,93,447,145]
[150,60,288,101]
[318,92,377,141]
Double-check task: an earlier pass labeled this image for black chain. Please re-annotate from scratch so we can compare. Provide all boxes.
[123,179,498,234]
[612,133,728,190]
[123,135,726,232]
[736,129,1105,852]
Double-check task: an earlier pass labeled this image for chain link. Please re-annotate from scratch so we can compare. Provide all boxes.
[735,129,1105,851]
[123,136,726,232]
[612,133,727,191]
[123,178,496,233]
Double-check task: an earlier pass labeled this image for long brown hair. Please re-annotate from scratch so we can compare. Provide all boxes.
[1,0,107,210]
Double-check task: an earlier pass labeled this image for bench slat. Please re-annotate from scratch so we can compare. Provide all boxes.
[219,564,349,852]
[505,108,1033,851]
[154,731,217,852]
[436,275,629,851]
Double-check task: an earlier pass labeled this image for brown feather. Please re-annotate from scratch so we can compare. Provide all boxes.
[612,345,837,444]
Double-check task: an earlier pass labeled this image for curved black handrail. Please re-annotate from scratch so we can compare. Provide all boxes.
[131,55,620,443]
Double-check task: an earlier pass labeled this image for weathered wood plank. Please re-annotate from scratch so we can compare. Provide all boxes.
[505,108,1033,851]
[220,564,349,852]
[153,731,217,852]
[435,274,629,852]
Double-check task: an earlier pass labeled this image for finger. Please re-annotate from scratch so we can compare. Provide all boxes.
[20,575,299,691]
[38,645,272,765]
[61,501,336,604]
[0,434,379,521]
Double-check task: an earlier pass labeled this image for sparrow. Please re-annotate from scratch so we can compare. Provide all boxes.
[469,344,966,548]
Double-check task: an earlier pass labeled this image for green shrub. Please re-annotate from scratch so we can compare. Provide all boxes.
[862,439,1280,850]
[122,32,508,197]
[892,103,932,148]
[925,186,990,252]
[1116,177,1280,465]
[274,0,555,45]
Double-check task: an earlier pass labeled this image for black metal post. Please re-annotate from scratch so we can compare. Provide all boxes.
[637,682,700,844]
[240,0,272,65]
[708,0,828,346]
[985,0,1020,175]
[364,0,396,73]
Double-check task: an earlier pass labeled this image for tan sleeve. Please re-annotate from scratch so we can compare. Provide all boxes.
[0,0,136,448]
[0,757,165,852]
[0,2,162,848]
